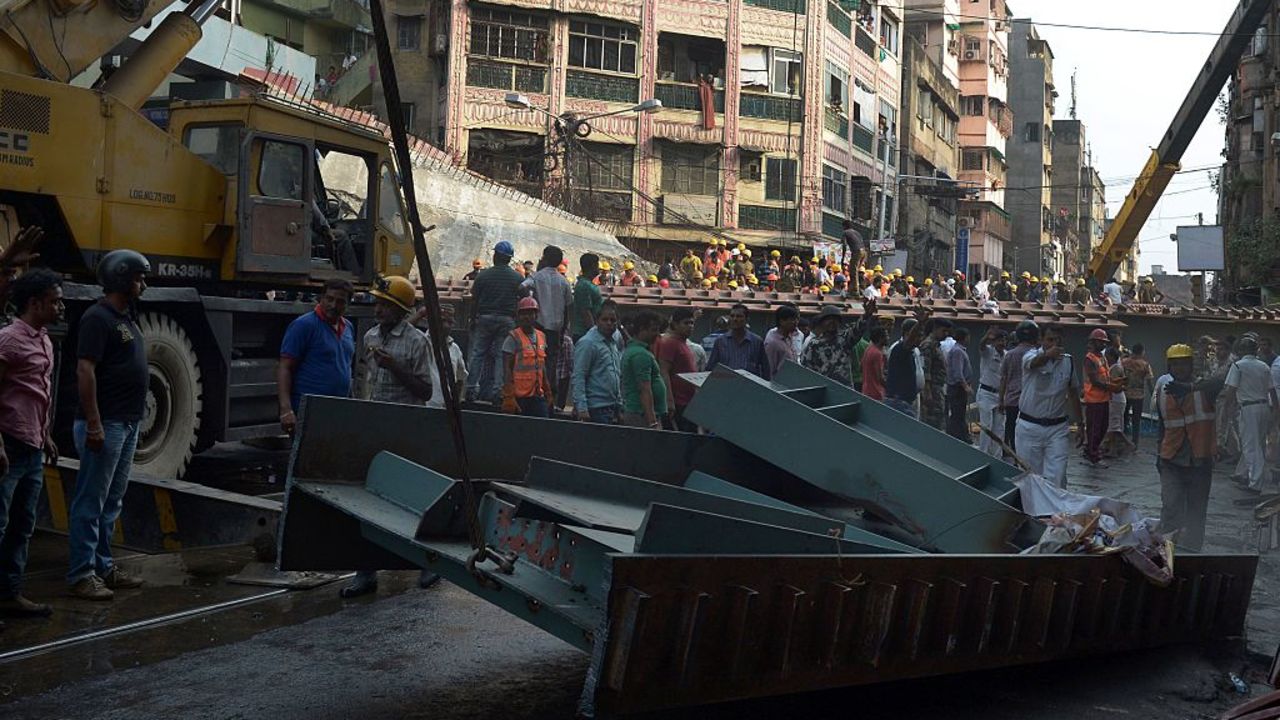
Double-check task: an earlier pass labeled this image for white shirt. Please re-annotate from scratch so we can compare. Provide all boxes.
[862,284,878,300]
[1019,348,1080,420]
[1225,355,1274,403]
[426,336,467,409]
[940,336,957,355]
[1151,373,1173,419]
[1102,281,1123,304]
[979,344,1003,389]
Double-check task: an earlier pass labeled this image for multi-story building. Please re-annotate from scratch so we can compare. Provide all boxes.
[1079,163,1107,277]
[1220,1,1280,293]
[372,0,906,256]
[938,0,1010,280]
[241,0,373,78]
[896,32,961,278]
[1006,18,1057,278]
[1048,118,1084,275]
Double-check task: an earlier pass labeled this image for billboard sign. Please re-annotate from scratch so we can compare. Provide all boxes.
[1175,225,1225,272]
[955,227,971,271]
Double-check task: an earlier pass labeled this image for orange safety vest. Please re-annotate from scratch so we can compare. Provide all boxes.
[1158,386,1216,464]
[509,327,548,399]
[1083,351,1111,403]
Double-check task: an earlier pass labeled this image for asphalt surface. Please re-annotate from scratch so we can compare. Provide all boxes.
[2,439,1277,719]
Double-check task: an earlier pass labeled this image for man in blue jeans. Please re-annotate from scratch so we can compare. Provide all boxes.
[0,268,63,618]
[68,250,151,600]
[467,241,522,403]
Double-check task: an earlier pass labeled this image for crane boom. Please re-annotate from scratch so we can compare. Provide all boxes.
[1088,0,1271,280]
[0,0,178,82]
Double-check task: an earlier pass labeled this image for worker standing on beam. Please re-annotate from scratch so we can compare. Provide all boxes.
[1017,324,1082,488]
[1155,344,1223,551]
[1223,336,1276,495]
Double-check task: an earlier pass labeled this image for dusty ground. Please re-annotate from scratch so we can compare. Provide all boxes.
[2,442,1277,720]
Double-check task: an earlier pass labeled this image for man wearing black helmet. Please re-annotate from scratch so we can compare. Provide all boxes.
[67,250,150,600]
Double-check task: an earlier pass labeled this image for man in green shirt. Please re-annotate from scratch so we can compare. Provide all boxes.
[572,253,603,341]
[620,310,667,429]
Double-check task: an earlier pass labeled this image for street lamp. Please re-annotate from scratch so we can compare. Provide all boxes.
[504,92,662,121]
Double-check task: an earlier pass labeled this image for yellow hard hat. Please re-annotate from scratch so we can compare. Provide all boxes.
[906,275,915,283]
[747,275,759,284]
[874,265,883,272]
[624,260,635,270]
[770,249,781,257]
[1029,276,1039,283]
[811,257,819,263]
[1143,276,1154,283]
[1166,343,1194,361]
[831,265,842,273]
[647,274,658,282]
[924,278,933,286]
[692,271,703,280]
[1021,271,1031,278]
[819,285,831,293]
[728,280,739,288]
[791,256,801,263]
[1077,278,1086,286]
[737,243,746,251]
[370,275,416,313]
[701,278,712,288]
[1001,271,1011,278]
[600,261,612,271]
[744,249,753,257]
[893,268,903,276]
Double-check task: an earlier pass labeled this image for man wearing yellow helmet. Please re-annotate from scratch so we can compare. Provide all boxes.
[619,260,641,287]
[1153,342,1224,551]
[1137,276,1166,304]
[681,249,703,287]
[994,271,1014,302]
[1070,278,1092,304]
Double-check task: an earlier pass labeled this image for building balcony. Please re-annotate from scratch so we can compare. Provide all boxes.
[745,0,806,13]
[265,0,370,30]
[740,92,802,122]
[826,2,851,38]
[855,26,877,58]
[824,107,849,138]
[739,204,798,231]
[466,58,548,94]
[565,69,639,104]
[654,82,724,113]
[852,122,874,154]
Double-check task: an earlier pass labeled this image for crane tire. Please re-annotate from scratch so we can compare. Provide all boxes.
[133,313,203,479]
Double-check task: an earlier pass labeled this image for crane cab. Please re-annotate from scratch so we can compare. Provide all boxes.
[168,95,414,287]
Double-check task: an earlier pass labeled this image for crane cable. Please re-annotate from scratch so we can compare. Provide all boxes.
[367,0,503,581]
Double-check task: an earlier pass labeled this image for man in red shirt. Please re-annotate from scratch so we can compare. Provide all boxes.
[656,308,699,431]
[0,268,63,618]
[860,326,888,401]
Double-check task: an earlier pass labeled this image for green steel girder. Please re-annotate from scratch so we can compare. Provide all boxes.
[683,363,1040,553]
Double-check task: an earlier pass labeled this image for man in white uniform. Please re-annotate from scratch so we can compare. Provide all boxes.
[976,326,1007,457]
[1224,336,1276,492]
[1016,324,1082,488]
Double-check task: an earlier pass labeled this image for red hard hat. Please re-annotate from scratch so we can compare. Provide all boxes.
[518,297,539,311]
[1089,328,1109,341]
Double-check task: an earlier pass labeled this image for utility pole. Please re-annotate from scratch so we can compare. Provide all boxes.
[875,129,893,256]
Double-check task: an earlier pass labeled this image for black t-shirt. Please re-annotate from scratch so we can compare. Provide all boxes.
[76,301,148,421]
[842,228,864,255]
[472,265,525,317]
[885,342,919,402]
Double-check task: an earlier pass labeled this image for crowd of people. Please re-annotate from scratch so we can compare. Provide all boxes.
[488,232,1170,307]
[0,229,1245,619]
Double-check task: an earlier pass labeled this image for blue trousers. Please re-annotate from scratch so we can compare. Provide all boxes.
[0,436,43,599]
[467,314,514,402]
[67,420,138,584]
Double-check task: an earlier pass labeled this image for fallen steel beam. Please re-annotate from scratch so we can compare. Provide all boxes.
[684,363,1039,553]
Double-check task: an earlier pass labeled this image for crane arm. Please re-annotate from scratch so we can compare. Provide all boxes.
[0,0,180,82]
[1088,0,1271,280]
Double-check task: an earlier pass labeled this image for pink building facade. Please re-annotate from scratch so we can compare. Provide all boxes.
[436,0,904,251]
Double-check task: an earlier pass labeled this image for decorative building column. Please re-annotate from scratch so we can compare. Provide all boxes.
[798,0,825,234]
[720,0,742,229]
[443,0,470,162]
[542,15,571,204]
[633,0,660,225]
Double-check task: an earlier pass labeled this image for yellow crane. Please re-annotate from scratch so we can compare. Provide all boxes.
[1088,0,1271,281]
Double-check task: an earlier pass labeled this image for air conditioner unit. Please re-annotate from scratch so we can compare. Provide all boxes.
[958,216,974,229]
[743,158,762,182]
[432,33,448,55]
[963,50,979,61]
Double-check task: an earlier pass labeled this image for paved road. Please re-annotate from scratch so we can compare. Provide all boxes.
[4,443,1276,719]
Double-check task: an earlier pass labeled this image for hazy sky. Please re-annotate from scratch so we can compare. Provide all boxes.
[1013,1,1234,274]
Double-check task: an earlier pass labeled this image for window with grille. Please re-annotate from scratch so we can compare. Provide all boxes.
[469,6,550,62]
[571,142,634,192]
[568,20,638,74]
[961,149,984,171]
[822,165,847,213]
[879,12,899,55]
[1024,122,1040,142]
[826,62,848,111]
[917,87,932,123]
[766,157,797,201]
[397,15,421,50]
[661,144,720,196]
[960,95,984,116]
